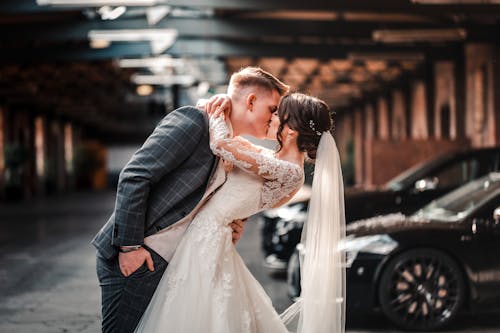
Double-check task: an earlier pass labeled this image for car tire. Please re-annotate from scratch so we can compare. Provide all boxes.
[287,249,301,300]
[378,248,465,331]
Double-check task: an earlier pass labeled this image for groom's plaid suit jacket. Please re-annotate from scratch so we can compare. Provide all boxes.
[92,106,217,259]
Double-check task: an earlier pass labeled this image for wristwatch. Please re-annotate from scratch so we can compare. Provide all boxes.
[118,245,142,253]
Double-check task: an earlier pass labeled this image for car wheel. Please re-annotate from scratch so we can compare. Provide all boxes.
[378,248,465,331]
[287,249,301,300]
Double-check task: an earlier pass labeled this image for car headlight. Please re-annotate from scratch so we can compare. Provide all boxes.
[339,235,398,268]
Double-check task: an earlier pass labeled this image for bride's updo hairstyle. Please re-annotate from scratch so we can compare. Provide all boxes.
[276,93,333,159]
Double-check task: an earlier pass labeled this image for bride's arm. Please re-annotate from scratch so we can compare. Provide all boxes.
[209,116,291,179]
[209,116,304,208]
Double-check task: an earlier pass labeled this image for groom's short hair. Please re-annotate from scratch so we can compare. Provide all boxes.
[229,67,289,97]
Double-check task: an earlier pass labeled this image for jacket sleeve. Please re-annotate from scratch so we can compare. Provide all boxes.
[112,107,207,246]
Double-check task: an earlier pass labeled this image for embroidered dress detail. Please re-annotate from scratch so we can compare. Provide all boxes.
[135,115,304,333]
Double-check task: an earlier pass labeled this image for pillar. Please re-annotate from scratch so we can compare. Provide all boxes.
[465,43,497,147]
[364,103,375,187]
[377,97,390,140]
[391,90,407,140]
[411,81,429,139]
[434,61,457,140]
[354,109,364,186]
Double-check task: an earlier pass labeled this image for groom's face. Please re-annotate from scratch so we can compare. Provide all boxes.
[248,89,280,139]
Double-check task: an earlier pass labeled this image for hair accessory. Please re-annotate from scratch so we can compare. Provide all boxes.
[309,120,322,136]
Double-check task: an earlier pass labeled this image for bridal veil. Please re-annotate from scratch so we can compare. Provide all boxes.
[281,132,346,333]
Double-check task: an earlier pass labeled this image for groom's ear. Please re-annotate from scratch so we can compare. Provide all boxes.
[245,93,256,111]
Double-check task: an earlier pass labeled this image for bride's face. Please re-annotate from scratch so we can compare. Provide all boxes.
[265,111,280,140]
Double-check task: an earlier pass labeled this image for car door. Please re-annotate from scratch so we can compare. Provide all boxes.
[470,195,500,307]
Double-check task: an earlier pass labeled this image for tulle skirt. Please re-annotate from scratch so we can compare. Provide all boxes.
[134,217,289,333]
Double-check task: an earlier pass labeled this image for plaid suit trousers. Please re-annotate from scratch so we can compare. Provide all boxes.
[96,247,168,333]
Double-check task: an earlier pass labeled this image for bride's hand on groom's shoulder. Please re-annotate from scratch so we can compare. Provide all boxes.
[202,94,232,118]
[118,247,155,277]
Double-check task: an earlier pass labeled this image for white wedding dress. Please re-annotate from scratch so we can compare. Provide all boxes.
[135,116,304,333]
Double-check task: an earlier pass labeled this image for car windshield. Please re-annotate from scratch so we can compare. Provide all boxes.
[385,154,452,191]
[415,173,500,221]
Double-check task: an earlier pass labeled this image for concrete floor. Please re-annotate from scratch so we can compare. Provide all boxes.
[0,190,498,333]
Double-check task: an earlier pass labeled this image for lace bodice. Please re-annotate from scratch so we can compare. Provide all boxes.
[209,116,304,210]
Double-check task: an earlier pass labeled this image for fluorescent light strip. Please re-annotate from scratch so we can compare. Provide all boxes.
[131,74,195,86]
[37,0,165,6]
[88,29,177,42]
[98,6,127,20]
[89,29,177,53]
[118,56,184,68]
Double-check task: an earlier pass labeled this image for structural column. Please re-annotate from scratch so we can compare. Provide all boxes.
[410,80,429,139]
[434,61,457,140]
[336,111,354,186]
[47,119,66,193]
[494,46,500,145]
[465,43,497,147]
[354,108,364,186]
[34,115,48,195]
[391,90,407,140]
[0,107,4,198]
[363,103,375,187]
[377,97,390,140]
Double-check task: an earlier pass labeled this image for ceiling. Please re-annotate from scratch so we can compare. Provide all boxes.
[0,1,499,141]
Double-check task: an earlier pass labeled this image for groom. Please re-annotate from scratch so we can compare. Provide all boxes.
[92,67,289,333]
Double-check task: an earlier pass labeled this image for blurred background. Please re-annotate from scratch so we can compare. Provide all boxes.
[0,1,499,332]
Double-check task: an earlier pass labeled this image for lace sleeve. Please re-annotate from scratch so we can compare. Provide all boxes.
[209,116,304,209]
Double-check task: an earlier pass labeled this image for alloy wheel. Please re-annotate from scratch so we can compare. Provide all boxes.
[379,248,465,331]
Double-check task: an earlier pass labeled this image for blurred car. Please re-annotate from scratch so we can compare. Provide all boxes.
[287,172,500,331]
[261,147,500,269]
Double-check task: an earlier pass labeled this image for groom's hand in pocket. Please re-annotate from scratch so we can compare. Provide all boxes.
[118,247,155,277]
[230,218,248,244]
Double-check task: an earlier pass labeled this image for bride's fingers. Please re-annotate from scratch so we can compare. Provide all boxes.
[205,99,215,114]
[219,99,230,115]
[232,231,241,244]
[213,106,224,119]
[205,98,216,114]
[230,221,243,234]
[207,95,225,115]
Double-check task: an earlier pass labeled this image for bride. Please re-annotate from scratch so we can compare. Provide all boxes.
[134,93,346,333]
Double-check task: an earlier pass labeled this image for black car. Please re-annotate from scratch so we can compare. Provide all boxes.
[261,147,500,269]
[287,172,500,331]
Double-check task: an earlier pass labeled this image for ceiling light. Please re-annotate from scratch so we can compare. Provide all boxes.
[131,74,195,86]
[136,84,154,96]
[373,29,467,43]
[88,29,177,54]
[37,0,165,6]
[118,56,184,68]
[411,0,500,4]
[90,39,111,48]
[88,29,177,42]
[98,6,126,20]
[146,6,170,25]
